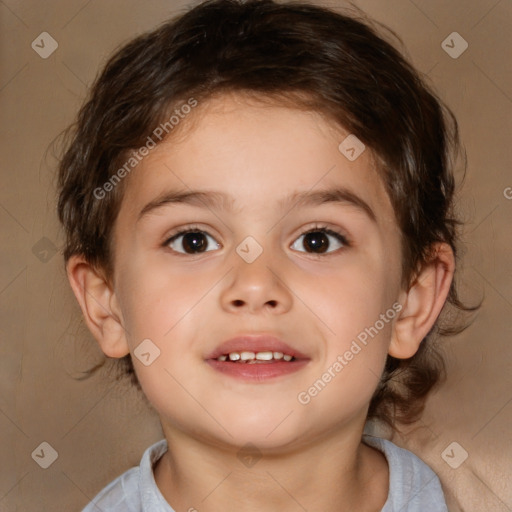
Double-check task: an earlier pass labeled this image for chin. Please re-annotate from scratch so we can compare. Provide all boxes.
[203,403,312,451]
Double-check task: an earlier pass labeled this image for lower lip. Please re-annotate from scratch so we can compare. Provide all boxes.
[206,359,309,381]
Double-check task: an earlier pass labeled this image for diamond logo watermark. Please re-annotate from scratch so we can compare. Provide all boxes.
[32,237,58,263]
[134,339,161,366]
[236,236,263,264]
[441,32,468,59]
[237,442,262,468]
[441,441,468,469]
[31,441,58,469]
[31,32,58,59]
[338,134,365,161]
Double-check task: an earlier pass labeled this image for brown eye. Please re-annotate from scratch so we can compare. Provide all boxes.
[168,231,219,254]
[291,228,347,254]
[302,231,329,253]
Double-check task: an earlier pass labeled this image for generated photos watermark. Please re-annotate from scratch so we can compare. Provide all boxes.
[93,97,198,200]
[297,302,402,405]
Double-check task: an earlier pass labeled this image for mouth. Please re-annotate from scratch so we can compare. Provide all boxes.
[205,335,310,381]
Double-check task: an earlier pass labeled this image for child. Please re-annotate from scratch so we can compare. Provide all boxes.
[57,0,476,510]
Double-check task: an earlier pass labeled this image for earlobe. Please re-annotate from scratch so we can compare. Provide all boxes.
[389,243,455,359]
[66,255,130,358]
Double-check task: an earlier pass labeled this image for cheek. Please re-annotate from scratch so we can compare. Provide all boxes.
[302,254,393,335]
[296,253,395,386]
[116,253,212,341]
[116,265,207,420]
[298,279,394,420]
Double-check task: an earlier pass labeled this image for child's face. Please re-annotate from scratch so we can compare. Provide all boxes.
[111,93,405,448]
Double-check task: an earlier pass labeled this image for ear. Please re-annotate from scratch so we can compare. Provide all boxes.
[389,243,455,359]
[66,255,130,358]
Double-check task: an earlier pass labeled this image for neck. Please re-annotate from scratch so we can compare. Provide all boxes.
[154,424,388,512]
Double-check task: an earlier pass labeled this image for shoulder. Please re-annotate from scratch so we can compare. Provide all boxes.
[363,435,448,512]
[81,439,173,512]
[81,466,141,512]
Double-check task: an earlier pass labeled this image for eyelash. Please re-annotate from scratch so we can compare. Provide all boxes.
[294,225,350,253]
[163,224,350,256]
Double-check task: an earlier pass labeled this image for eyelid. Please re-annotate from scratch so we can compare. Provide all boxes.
[297,223,349,242]
[162,223,351,255]
[163,224,217,243]
[289,223,350,254]
[162,224,222,252]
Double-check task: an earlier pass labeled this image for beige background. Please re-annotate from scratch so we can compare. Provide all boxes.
[0,0,511,510]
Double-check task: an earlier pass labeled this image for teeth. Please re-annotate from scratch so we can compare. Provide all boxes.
[256,351,273,361]
[219,351,294,362]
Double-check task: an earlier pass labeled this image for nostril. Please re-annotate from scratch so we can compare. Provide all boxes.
[230,299,279,309]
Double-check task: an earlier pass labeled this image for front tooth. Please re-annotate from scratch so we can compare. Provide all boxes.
[283,354,293,361]
[240,351,256,361]
[218,355,227,361]
[256,351,273,361]
[273,352,284,360]
[229,352,241,361]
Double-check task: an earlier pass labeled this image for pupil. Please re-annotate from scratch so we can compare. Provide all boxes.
[183,232,206,253]
[304,232,328,253]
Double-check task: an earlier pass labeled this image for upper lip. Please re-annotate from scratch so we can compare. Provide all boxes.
[206,334,309,360]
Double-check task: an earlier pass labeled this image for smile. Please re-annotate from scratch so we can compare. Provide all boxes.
[206,356,309,380]
[206,334,310,381]
[217,351,294,362]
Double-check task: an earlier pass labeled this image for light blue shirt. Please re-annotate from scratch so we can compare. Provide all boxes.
[82,435,448,511]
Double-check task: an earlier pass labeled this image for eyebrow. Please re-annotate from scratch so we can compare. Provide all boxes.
[284,188,376,223]
[137,186,376,223]
[137,190,235,221]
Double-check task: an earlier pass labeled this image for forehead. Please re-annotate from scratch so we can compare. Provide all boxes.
[119,93,397,228]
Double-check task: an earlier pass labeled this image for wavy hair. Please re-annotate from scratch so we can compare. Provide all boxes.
[57,0,480,427]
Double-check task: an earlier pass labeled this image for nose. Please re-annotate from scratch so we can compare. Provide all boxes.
[220,246,293,315]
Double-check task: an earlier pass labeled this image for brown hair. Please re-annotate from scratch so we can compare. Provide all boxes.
[57,0,480,427]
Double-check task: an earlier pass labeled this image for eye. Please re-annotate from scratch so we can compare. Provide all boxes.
[290,226,348,254]
[166,229,220,254]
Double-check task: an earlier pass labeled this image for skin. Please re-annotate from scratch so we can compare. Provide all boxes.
[67,92,455,511]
